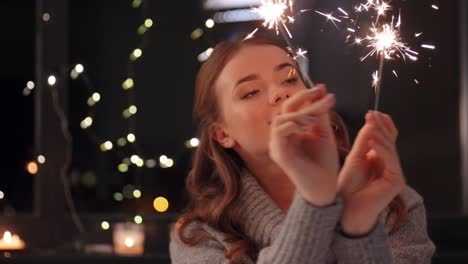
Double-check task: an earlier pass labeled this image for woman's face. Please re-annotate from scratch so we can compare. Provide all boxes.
[213,44,307,158]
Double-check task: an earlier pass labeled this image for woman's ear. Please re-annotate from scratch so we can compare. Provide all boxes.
[210,123,236,148]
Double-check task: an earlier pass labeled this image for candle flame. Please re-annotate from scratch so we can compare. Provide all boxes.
[3,231,11,243]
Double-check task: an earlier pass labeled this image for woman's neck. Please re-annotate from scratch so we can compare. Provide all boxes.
[244,156,295,211]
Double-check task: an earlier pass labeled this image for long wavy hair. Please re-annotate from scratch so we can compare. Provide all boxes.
[173,34,407,263]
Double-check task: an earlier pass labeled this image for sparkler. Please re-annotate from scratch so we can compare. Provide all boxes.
[251,0,314,88]
[315,0,436,110]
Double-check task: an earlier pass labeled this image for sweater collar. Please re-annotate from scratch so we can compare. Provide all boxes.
[237,170,286,249]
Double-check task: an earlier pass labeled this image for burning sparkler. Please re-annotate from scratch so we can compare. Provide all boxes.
[251,0,314,88]
[315,0,436,110]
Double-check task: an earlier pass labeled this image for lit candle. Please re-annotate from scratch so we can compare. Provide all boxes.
[112,223,144,256]
[0,231,26,250]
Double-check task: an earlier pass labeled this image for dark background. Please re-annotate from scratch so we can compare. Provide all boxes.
[0,0,465,261]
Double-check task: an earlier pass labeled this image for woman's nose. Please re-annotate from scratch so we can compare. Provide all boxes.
[269,88,290,105]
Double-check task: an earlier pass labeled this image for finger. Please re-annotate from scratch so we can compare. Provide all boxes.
[296,93,336,117]
[368,122,395,154]
[347,122,373,158]
[274,121,312,138]
[282,85,325,113]
[369,111,394,144]
[273,111,319,127]
[380,113,399,141]
[369,139,403,179]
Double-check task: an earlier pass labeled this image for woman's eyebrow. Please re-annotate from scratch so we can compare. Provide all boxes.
[233,62,296,90]
[235,74,258,88]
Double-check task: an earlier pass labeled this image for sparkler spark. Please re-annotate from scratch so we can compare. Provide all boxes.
[315,0,436,110]
[254,0,290,33]
[251,0,314,88]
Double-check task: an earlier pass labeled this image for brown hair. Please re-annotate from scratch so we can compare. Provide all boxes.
[173,34,407,263]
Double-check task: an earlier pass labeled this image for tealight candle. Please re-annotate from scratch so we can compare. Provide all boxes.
[112,223,144,256]
[0,231,25,250]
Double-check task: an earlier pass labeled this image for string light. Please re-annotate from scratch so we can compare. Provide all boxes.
[47,75,56,86]
[118,163,129,173]
[205,19,215,28]
[153,197,169,212]
[117,138,127,147]
[113,192,124,201]
[0,191,4,200]
[197,48,214,62]
[42,13,50,22]
[37,155,46,164]
[190,28,204,40]
[185,137,199,148]
[127,133,136,143]
[101,221,110,230]
[134,215,143,224]
[80,116,93,129]
[130,48,143,61]
[26,81,35,90]
[131,0,142,8]
[144,18,153,28]
[122,78,134,90]
[26,161,38,175]
[133,189,142,198]
[100,141,113,152]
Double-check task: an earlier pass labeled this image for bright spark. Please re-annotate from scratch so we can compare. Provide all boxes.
[421,44,436,50]
[255,0,290,33]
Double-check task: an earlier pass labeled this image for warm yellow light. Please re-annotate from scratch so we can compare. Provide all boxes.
[113,192,124,201]
[144,18,153,28]
[131,0,142,8]
[124,237,134,248]
[117,138,127,147]
[100,141,113,152]
[127,133,136,143]
[133,189,142,198]
[153,197,169,212]
[130,155,140,164]
[122,78,134,90]
[190,28,204,40]
[118,163,129,173]
[122,109,131,118]
[92,92,101,102]
[75,64,84,73]
[136,159,144,167]
[101,221,110,230]
[159,155,168,164]
[129,105,137,114]
[131,48,143,60]
[186,137,200,148]
[48,75,56,86]
[165,158,174,168]
[26,81,35,90]
[80,116,93,129]
[37,155,46,164]
[134,215,143,224]
[205,19,215,28]
[26,161,38,175]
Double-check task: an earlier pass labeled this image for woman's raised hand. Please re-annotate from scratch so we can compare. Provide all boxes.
[337,111,406,236]
[269,84,340,207]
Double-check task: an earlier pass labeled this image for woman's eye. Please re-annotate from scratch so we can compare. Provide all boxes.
[242,90,259,99]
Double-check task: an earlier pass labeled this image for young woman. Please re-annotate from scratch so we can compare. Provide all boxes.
[169,35,435,263]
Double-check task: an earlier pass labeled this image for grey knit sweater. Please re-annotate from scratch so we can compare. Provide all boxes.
[170,171,436,263]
